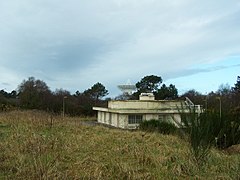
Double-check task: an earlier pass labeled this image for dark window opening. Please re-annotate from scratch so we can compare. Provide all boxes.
[128,115,143,124]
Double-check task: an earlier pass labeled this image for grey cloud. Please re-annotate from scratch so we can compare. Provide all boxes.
[164,64,240,80]
[230,64,240,68]
[40,38,109,72]
[1,82,10,87]
[1,37,110,75]
[0,0,240,95]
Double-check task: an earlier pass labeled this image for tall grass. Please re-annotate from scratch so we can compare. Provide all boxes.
[0,110,239,179]
[180,109,216,165]
[180,105,240,165]
[216,111,240,149]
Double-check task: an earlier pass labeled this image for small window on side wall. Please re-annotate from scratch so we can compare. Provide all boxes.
[158,115,164,121]
[158,114,172,122]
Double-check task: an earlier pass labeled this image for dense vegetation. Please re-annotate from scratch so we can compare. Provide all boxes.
[1,75,178,115]
[0,111,239,179]
[139,119,177,135]
[0,77,109,116]
[1,75,240,117]
[180,108,240,164]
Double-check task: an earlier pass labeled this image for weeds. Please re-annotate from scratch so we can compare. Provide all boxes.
[139,119,177,135]
[180,107,218,165]
[0,110,239,179]
[180,104,240,166]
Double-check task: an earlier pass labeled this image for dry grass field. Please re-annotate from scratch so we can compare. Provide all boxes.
[0,110,239,179]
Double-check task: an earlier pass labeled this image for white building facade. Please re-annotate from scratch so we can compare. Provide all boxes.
[93,93,201,129]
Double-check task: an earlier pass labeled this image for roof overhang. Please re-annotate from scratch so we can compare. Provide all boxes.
[93,107,192,114]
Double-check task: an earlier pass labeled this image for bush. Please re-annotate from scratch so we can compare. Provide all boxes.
[180,110,216,165]
[139,119,177,135]
[180,106,240,165]
[214,110,240,149]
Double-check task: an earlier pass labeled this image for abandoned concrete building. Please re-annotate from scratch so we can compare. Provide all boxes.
[93,93,202,129]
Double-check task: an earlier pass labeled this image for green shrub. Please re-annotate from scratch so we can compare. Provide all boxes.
[139,119,177,135]
[214,111,240,149]
[179,106,217,165]
[180,105,240,165]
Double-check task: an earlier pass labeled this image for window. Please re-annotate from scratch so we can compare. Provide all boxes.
[158,115,164,121]
[158,114,172,122]
[128,115,143,124]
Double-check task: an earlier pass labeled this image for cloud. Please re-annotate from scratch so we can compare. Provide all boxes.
[0,0,240,95]
[164,63,240,80]
[1,82,10,87]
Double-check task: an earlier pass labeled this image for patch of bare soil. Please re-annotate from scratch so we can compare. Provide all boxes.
[225,144,240,155]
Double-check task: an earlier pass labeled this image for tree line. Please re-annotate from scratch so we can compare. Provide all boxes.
[0,77,108,116]
[0,75,240,116]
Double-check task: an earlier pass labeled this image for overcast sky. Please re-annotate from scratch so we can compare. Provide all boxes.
[0,0,240,97]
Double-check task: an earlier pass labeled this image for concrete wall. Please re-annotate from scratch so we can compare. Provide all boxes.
[111,113,117,127]
[98,111,104,123]
[145,113,182,127]
[97,111,183,129]
[145,114,157,120]
[97,112,127,128]
[118,114,127,128]
[172,114,182,127]
[108,100,183,110]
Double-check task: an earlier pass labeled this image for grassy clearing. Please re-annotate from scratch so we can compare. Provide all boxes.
[0,111,239,179]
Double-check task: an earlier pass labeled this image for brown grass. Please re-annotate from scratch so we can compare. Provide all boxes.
[0,110,239,179]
